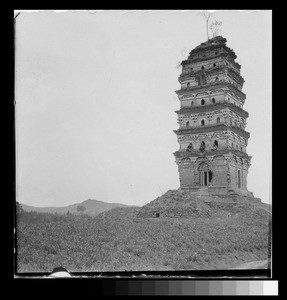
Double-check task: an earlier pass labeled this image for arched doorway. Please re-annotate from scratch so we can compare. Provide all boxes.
[198,163,211,187]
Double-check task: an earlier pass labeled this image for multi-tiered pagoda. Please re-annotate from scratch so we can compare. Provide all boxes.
[174,36,253,196]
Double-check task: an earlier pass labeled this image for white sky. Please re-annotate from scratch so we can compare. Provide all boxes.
[15,10,272,207]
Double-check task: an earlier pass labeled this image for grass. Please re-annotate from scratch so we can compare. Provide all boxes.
[16,200,270,273]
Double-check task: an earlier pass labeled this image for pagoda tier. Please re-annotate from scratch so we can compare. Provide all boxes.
[179,65,244,87]
[175,83,246,106]
[183,36,241,68]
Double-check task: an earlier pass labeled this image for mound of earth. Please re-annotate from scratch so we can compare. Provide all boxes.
[137,189,271,220]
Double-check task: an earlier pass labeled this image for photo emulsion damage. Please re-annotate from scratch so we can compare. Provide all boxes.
[14,10,272,277]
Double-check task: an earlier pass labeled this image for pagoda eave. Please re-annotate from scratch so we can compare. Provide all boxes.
[175,102,249,118]
[174,149,251,160]
[174,124,250,139]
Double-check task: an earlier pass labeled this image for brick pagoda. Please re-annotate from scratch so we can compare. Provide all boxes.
[174,36,253,196]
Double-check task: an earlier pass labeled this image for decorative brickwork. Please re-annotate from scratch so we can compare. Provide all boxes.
[174,36,253,196]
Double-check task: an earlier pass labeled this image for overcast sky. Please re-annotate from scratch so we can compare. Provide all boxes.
[15,10,272,207]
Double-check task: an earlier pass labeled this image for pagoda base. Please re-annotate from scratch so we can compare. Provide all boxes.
[180,186,254,197]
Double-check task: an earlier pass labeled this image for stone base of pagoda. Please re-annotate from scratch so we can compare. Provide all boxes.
[180,186,254,197]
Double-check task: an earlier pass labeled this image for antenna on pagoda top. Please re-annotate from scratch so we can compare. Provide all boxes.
[200,11,211,41]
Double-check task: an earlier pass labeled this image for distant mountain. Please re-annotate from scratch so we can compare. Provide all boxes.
[21,199,136,216]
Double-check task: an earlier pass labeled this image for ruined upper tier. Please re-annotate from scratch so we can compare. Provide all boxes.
[181,36,241,70]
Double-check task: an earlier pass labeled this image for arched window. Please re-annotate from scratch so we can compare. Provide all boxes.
[186,121,190,127]
[231,142,234,148]
[191,101,194,106]
[213,63,216,67]
[199,141,206,152]
[187,142,193,152]
[187,82,190,88]
[201,120,205,126]
[201,99,205,105]
[212,98,215,103]
[216,117,220,124]
[201,66,205,70]
[213,140,218,150]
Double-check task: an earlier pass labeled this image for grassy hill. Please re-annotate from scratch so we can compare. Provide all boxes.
[16,190,271,273]
[21,199,133,216]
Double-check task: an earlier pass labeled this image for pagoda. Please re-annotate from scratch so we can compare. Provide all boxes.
[174,36,253,196]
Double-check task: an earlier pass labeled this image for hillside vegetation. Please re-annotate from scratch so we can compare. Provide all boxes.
[16,190,271,272]
[21,199,132,216]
